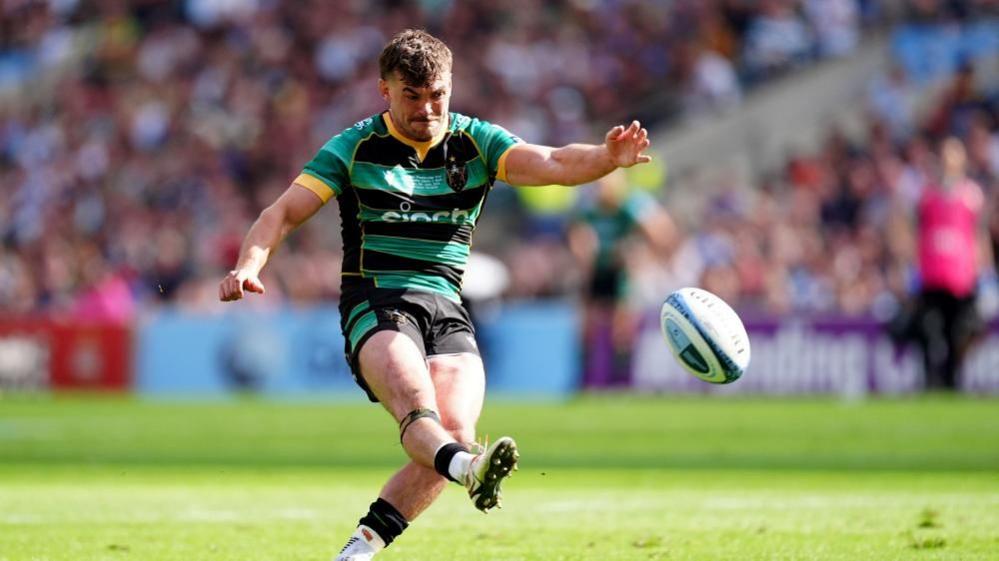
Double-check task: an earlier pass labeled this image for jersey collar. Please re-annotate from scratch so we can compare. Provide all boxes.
[383,111,450,163]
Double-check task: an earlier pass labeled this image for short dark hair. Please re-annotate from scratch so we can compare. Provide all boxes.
[379,29,452,86]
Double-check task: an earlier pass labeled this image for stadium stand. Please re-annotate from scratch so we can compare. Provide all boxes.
[0,0,996,321]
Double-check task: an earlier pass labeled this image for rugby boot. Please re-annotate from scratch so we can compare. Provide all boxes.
[463,436,519,512]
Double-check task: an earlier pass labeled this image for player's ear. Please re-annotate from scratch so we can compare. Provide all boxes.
[378,78,390,102]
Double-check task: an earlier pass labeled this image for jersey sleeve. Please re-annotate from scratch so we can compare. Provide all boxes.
[294,129,357,203]
[622,192,658,226]
[467,118,523,183]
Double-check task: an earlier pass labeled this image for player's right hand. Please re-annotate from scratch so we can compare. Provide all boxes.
[605,120,651,168]
[219,269,265,302]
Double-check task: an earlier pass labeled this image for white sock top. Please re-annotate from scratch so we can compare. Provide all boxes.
[355,525,385,550]
[334,525,385,561]
[448,451,475,484]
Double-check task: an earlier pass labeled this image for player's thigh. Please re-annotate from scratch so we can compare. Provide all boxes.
[428,352,485,445]
[358,330,437,422]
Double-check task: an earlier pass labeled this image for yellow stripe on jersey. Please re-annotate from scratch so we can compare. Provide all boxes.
[294,172,336,203]
[495,144,517,183]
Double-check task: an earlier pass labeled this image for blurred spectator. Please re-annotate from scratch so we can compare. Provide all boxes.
[676,39,743,116]
[867,65,919,142]
[804,0,860,58]
[568,170,676,387]
[742,0,812,81]
[906,138,990,390]
[927,61,991,139]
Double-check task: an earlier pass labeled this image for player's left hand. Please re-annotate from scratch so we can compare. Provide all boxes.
[605,120,652,168]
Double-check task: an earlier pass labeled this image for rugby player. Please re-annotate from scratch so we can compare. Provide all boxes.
[219,29,652,561]
[569,170,675,387]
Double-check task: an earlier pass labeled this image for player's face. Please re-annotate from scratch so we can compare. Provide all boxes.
[941,137,967,178]
[596,171,627,208]
[380,71,452,142]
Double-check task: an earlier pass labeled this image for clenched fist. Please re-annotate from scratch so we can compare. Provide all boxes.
[219,269,266,302]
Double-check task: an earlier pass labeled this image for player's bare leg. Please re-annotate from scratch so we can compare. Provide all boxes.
[334,335,516,560]
[360,332,455,462]
[334,331,447,561]
[378,352,485,519]
[374,353,484,520]
[425,353,518,512]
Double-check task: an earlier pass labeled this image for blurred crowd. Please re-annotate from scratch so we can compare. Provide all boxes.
[0,0,996,320]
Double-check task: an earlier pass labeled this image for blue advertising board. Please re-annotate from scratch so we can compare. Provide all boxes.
[137,306,357,396]
[137,302,580,398]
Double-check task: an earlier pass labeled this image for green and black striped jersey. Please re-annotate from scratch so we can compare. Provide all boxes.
[294,112,521,301]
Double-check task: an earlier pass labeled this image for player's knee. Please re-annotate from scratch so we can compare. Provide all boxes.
[444,423,475,446]
[430,352,482,378]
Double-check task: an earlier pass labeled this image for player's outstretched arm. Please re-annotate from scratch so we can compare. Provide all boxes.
[219,184,325,302]
[503,120,651,187]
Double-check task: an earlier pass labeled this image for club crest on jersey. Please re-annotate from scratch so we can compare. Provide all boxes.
[446,157,467,192]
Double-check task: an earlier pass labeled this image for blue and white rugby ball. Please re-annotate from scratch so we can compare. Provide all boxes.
[660,287,750,384]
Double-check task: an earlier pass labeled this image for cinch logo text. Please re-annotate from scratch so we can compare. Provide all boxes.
[381,208,472,224]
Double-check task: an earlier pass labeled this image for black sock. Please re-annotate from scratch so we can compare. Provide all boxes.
[433,442,468,483]
[358,498,409,547]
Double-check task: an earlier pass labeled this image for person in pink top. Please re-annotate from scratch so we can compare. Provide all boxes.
[914,137,990,390]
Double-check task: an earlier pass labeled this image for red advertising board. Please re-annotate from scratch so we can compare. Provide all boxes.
[0,319,132,391]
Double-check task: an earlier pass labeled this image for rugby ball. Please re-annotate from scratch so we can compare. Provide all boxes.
[660,287,750,384]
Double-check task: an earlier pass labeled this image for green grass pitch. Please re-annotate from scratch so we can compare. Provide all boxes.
[1,394,997,560]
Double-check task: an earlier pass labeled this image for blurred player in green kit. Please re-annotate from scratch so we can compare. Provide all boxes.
[570,170,675,386]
